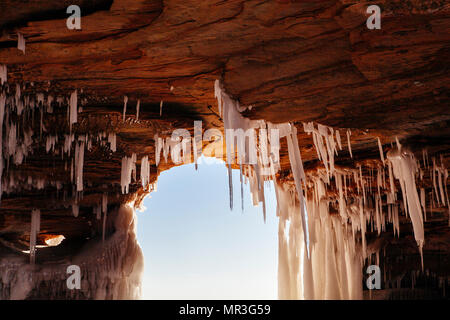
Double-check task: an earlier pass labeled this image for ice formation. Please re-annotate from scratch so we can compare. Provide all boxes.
[387,145,424,267]
[303,122,339,180]
[121,153,136,194]
[0,204,143,300]
[17,32,25,54]
[0,93,5,201]
[215,80,310,251]
[102,193,108,214]
[123,96,128,121]
[74,140,85,192]
[69,90,78,130]
[0,65,6,85]
[336,130,342,150]
[213,79,441,300]
[108,133,117,152]
[277,182,363,299]
[0,87,92,199]
[72,203,79,217]
[29,209,40,264]
[160,100,163,117]
[347,129,353,158]
[136,99,140,120]
[377,137,385,163]
[0,74,446,299]
[140,156,150,188]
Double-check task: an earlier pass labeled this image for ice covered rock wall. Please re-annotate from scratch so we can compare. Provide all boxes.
[0,203,143,300]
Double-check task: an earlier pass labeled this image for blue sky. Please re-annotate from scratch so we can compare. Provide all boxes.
[136,157,278,299]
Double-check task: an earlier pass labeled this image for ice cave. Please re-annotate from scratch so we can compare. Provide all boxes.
[0,0,448,300]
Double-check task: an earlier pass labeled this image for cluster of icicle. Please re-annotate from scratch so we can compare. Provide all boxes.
[214,79,449,299]
[122,96,145,122]
[277,182,363,299]
[0,204,143,300]
[0,73,117,200]
[0,72,123,265]
[215,80,309,248]
[120,153,155,195]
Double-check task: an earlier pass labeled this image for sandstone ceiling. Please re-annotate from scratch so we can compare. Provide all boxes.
[0,0,449,299]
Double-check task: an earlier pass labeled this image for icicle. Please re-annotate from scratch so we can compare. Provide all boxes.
[154,135,163,167]
[214,79,222,117]
[140,156,150,188]
[0,93,5,202]
[227,163,233,210]
[336,130,342,150]
[388,161,395,199]
[102,193,108,214]
[359,166,366,204]
[286,124,310,256]
[160,100,163,117]
[95,204,101,220]
[17,32,25,54]
[304,122,334,179]
[377,137,385,164]
[437,163,446,206]
[120,154,136,194]
[432,158,440,205]
[108,133,117,152]
[102,208,107,243]
[387,146,425,261]
[136,99,140,120]
[74,140,85,192]
[347,129,353,158]
[29,209,40,264]
[123,96,128,121]
[69,90,78,130]
[420,188,426,221]
[240,165,244,212]
[0,64,6,85]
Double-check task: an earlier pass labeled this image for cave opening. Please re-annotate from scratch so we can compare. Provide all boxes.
[137,156,278,299]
